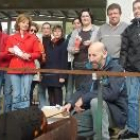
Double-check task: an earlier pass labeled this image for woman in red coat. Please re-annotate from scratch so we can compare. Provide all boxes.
[0,22,13,112]
[5,14,41,110]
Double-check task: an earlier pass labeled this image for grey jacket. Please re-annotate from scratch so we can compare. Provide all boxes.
[67,25,99,63]
[97,22,128,58]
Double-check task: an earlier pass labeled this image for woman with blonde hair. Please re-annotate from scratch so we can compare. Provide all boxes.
[5,14,41,110]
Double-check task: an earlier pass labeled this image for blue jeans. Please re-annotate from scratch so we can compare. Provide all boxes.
[0,71,4,113]
[0,71,12,112]
[65,74,74,103]
[38,83,49,108]
[126,77,140,133]
[0,71,4,88]
[10,74,33,110]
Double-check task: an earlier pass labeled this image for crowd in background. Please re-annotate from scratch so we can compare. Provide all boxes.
[1,0,140,139]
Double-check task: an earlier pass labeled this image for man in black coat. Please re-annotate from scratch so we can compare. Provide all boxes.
[119,0,140,139]
[63,42,127,140]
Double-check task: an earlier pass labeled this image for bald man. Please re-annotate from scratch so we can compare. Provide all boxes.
[63,42,127,140]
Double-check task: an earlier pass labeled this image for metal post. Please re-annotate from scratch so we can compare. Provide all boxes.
[92,73,103,140]
[96,76,103,140]
[63,19,66,35]
[7,19,11,35]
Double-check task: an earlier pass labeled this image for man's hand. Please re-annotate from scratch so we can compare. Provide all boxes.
[74,106,85,113]
[62,103,72,113]
[74,98,84,113]
[75,97,83,107]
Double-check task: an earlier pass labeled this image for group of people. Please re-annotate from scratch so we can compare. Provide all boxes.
[65,0,140,139]
[0,15,69,110]
[1,0,140,139]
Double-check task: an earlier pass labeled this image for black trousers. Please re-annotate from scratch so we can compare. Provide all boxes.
[48,87,63,106]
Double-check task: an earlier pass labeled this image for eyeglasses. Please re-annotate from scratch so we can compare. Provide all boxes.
[30,29,37,33]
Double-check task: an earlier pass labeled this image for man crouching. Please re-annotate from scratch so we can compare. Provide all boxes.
[63,42,127,140]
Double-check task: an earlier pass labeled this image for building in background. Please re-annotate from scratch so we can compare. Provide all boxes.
[0,0,136,35]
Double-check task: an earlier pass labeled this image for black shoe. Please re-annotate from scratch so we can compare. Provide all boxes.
[118,129,139,139]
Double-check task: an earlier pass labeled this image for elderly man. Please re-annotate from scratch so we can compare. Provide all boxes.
[63,42,127,140]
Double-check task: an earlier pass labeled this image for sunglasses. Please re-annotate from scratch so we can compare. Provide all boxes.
[30,29,37,33]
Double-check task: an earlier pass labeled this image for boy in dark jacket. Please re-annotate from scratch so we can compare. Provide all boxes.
[63,42,127,140]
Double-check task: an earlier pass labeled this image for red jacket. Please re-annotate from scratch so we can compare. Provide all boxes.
[5,32,41,74]
[0,31,10,67]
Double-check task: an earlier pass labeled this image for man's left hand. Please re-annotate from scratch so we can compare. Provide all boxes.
[75,97,83,107]
[74,98,85,113]
[74,106,85,113]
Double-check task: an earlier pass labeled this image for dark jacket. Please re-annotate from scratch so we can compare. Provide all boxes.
[69,56,127,128]
[41,38,68,87]
[42,36,51,55]
[120,18,140,72]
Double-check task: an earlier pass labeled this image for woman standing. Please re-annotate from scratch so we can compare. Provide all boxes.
[0,22,12,112]
[37,22,52,108]
[67,9,99,89]
[29,22,46,106]
[40,25,67,106]
[5,14,41,110]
